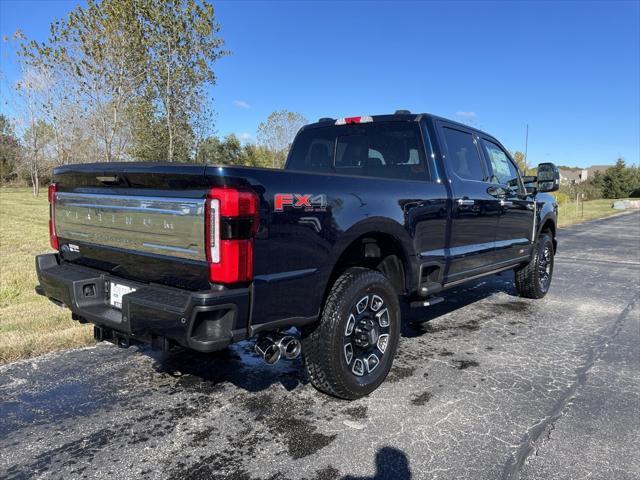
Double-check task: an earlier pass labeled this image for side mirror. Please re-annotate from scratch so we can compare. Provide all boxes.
[536,163,560,192]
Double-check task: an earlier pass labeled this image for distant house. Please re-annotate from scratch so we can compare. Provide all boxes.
[559,164,612,185]
[559,168,589,185]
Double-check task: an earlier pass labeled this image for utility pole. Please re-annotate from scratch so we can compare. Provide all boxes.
[524,124,529,173]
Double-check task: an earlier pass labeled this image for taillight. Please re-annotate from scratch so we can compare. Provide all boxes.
[48,183,59,250]
[205,187,259,284]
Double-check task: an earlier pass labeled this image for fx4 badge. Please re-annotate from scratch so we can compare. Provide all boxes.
[274,193,327,212]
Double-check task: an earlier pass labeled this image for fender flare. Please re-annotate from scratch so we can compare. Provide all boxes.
[321,216,418,293]
[536,208,558,253]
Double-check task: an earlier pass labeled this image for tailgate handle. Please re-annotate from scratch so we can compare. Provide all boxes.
[96,176,120,185]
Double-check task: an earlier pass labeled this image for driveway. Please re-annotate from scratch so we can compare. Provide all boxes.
[1,212,638,480]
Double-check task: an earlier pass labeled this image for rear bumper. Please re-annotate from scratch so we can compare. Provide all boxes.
[35,254,250,352]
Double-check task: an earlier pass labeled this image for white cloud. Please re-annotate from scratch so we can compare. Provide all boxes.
[455,111,476,120]
[233,100,250,109]
[239,132,252,142]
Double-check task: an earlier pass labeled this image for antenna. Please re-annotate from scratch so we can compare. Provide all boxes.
[524,124,529,173]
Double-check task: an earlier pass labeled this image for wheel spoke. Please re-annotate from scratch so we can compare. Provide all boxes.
[352,358,365,376]
[356,296,369,314]
[377,334,389,354]
[365,353,380,373]
[376,308,390,327]
[345,313,356,336]
[344,343,354,364]
[371,295,384,312]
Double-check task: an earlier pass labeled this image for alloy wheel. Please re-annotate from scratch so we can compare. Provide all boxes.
[538,244,553,291]
[343,294,390,379]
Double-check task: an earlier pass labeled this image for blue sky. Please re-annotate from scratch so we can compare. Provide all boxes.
[1,0,638,167]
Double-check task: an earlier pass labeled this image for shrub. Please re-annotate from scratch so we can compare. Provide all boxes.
[552,192,569,204]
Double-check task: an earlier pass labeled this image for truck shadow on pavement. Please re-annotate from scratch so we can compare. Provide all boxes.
[401,271,522,337]
[341,447,411,480]
[150,340,307,394]
[148,273,520,396]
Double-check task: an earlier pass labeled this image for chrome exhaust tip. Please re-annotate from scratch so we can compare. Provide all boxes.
[255,336,282,365]
[255,333,302,364]
[279,336,302,360]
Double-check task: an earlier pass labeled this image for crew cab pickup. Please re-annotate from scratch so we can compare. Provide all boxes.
[36,112,560,399]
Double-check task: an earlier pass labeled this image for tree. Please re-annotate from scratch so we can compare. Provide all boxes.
[601,158,636,199]
[511,151,537,175]
[196,134,243,165]
[590,170,605,191]
[22,120,54,195]
[12,62,55,195]
[630,166,640,197]
[257,110,307,168]
[127,96,194,161]
[126,97,166,160]
[512,151,526,173]
[17,0,227,163]
[142,0,227,161]
[195,135,275,168]
[20,0,148,162]
[0,115,21,182]
[242,144,275,168]
[15,66,97,167]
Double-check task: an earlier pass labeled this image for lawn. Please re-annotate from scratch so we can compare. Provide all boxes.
[0,187,93,364]
[556,198,630,227]
[0,187,632,364]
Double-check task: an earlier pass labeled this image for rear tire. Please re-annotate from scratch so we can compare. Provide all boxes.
[515,233,555,299]
[302,267,400,400]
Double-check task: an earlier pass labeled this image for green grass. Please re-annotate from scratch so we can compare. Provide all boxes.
[557,198,630,228]
[0,187,93,364]
[0,187,632,364]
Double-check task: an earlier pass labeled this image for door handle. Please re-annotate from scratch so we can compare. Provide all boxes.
[499,200,513,207]
[457,198,475,206]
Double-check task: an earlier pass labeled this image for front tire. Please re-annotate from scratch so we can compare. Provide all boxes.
[302,267,401,400]
[515,233,555,299]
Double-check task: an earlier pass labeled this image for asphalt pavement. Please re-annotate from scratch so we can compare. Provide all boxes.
[1,212,638,480]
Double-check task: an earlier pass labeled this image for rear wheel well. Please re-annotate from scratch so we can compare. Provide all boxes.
[325,234,409,300]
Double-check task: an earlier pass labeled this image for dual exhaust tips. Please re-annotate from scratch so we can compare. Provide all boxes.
[255,333,302,365]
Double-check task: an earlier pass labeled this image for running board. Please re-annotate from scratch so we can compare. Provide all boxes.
[410,296,444,308]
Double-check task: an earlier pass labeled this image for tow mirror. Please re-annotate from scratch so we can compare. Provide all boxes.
[536,163,560,192]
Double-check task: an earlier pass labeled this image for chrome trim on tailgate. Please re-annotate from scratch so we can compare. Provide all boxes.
[55,193,206,261]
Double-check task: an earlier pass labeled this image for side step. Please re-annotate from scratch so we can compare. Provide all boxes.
[410,296,444,308]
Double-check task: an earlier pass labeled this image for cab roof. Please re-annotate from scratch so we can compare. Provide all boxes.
[302,112,496,140]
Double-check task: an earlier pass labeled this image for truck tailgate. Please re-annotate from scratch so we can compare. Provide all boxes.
[52,163,212,290]
[55,193,206,261]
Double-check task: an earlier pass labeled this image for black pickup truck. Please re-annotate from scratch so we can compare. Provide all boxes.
[36,111,559,399]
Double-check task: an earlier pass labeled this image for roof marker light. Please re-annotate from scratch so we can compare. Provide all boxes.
[335,116,373,125]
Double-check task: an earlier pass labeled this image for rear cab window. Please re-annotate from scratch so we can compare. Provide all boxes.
[286,122,430,181]
[441,127,486,182]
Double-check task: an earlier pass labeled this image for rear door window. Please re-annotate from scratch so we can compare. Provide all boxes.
[286,122,429,181]
[441,127,486,182]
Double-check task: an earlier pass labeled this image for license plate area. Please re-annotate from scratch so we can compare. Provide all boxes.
[109,281,137,310]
